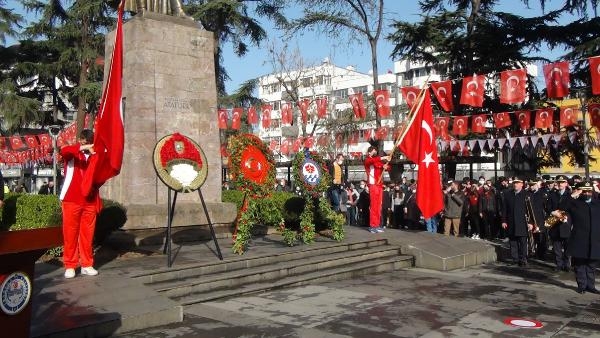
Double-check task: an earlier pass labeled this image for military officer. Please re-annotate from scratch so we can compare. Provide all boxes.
[547,175,573,272]
[501,177,534,267]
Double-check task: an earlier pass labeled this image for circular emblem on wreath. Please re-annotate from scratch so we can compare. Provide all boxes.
[301,159,322,186]
[153,133,208,192]
[1,271,32,315]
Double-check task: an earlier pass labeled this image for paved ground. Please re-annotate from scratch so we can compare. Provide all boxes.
[117,259,600,337]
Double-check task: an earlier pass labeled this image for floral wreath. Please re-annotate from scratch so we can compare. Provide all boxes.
[227,133,275,197]
[153,133,208,193]
[228,134,276,254]
[291,149,331,198]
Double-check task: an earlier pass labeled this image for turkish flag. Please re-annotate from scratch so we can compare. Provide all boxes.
[516,110,531,130]
[293,138,303,153]
[543,61,570,98]
[349,131,359,145]
[317,134,328,146]
[269,139,278,152]
[589,56,600,95]
[431,81,454,112]
[231,108,242,130]
[349,92,366,119]
[493,112,512,129]
[535,108,554,129]
[335,133,344,148]
[297,99,309,125]
[247,106,258,124]
[38,134,52,148]
[452,116,469,136]
[364,128,374,141]
[500,69,527,104]
[397,91,443,219]
[280,138,290,155]
[304,136,314,148]
[588,103,600,129]
[316,97,328,118]
[375,126,389,140]
[281,101,293,125]
[218,109,228,129]
[434,117,450,140]
[81,2,125,198]
[401,86,420,108]
[560,106,578,127]
[471,114,487,134]
[460,75,485,107]
[261,105,272,128]
[10,136,26,151]
[374,89,391,117]
[24,135,39,148]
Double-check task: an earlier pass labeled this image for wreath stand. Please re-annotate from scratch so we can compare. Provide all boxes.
[162,187,223,267]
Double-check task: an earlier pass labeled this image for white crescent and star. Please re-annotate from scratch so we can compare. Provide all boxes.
[596,64,600,75]
[540,111,549,120]
[437,87,447,98]
[518,112,527,121]
[406,91,417,105]
[475,116,483,126]
[376,94,386,107]
[421,120,435,168]
[507,75,520,91]
[467,79,479,96]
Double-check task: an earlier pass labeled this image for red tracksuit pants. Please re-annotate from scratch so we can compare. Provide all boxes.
[62,201,97,269]
[368,184,383,228]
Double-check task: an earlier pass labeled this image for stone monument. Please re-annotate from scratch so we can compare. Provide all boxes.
[102,11,235,231]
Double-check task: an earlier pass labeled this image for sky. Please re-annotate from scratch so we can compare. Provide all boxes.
[4,0,585,93]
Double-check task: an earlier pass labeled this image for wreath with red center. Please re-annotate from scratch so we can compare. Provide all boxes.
[227,133,275,197]
[153,133,207,192]
[292,149,331,198]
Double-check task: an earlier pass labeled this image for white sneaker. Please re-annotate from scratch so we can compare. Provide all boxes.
[64,268,76,279]
[81,267,98,276]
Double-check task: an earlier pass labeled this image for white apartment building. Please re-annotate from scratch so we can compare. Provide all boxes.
[257,59,399,164]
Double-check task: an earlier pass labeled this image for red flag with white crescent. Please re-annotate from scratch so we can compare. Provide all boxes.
[24,135,39,148]
[374,89,391,117]
[217,109,228,129]
[535,108,554,129]
[471,114,487,134]
[261,105,272,128]
[493,112,512,129]
[231,108,242,130]
[589,57,600,95]
[247,106,258,125]
[543,61,570,98]
[38,134,52,148]
[431,81,454,112]
[297,99,309,125]
[560,106,578,127]
[401,86,420,109]
[516,110,531,130]
[349,92,366,119]
[375,126,389,140]
[460,75,485,107]
[293,138,303,153]
[500,69,527,104]
[434,117,450,140]
[303,136,314,149]
[588,103,600,129]
[281,101,293,125]
[452,116,469,136]
[9,136,26,151]
[316,97,328,118]
[397,91,443,219]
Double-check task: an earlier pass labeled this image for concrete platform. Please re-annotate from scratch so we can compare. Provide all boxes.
[30,226,497,337]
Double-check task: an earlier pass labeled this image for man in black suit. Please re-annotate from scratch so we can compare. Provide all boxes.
[528,177,548,259]
[564,181,600,294]
[547,175,573,272]
[501,177,534,267]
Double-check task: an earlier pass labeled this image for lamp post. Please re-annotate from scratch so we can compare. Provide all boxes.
[48,125,61,195]
[576,90,590,180]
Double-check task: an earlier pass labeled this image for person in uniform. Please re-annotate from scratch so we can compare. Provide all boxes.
[547,175,573,272]
[501,177,534,267]
[563,181,600,294]
[528,177,548,259]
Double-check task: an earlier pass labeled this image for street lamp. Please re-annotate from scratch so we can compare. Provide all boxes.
[48,125,61,195]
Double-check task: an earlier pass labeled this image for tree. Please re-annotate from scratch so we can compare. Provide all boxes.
[184,0,288,96]
[21,0,119,133]
[288,0,386,133]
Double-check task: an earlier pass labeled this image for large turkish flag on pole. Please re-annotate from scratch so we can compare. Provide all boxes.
[397,90,443,219]
[82,2,125,197]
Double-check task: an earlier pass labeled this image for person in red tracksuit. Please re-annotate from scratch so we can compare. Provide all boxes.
[364,146,390,233]
[60,129,101,279]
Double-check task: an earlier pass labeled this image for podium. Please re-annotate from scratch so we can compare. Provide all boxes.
[0,227,62,338]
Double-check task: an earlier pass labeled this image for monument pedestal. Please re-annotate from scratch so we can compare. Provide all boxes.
[102,12,235,229]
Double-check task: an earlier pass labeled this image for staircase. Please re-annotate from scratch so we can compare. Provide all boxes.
[130,238,413,305]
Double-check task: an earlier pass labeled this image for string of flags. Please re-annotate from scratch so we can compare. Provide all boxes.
[217,56,600,131]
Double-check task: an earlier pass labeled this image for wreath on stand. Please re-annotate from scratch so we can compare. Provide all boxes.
[288,149,345,246]
[228,134,277,254]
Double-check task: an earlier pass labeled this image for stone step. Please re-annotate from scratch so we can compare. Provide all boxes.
[176,255,414,305]
[153,246,402,299]
[130,238,389,284]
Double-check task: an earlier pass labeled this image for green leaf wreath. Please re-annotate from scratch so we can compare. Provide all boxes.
[228,134,277,254]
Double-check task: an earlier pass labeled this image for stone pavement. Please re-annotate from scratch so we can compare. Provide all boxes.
[117,257,600,337]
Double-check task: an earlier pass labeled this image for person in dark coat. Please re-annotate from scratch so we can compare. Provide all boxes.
[528,178,548,259]
[547,175,573,272]
[357,184,370,227]
[501,177,534,267]
[403,184,421,230]
[478,182,497,240]
[564,181,600,294]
